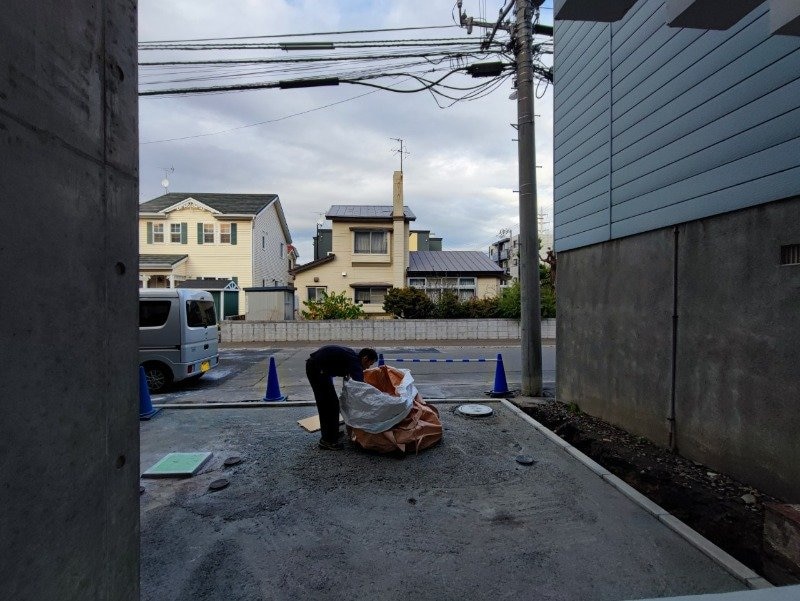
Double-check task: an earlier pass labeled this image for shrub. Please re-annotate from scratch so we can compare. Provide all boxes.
[433,289,468,319]
[496,278,555,318]
[301,291,365,320]
[463,296,500,318]
[540,284,556,318]
[383,287,435,319]
[497,280,521,318]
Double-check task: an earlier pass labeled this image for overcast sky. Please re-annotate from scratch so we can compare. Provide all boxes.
[138,1,554,262]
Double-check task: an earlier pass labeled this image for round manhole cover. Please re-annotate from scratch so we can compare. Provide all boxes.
[224,456,243,467]
[208,478,230,491]
[456,404,494,417]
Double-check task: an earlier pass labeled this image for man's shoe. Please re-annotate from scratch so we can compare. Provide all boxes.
[318,438,344,451]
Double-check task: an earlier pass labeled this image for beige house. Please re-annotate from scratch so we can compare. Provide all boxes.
[292,172,505,317]
[139,193,296,316]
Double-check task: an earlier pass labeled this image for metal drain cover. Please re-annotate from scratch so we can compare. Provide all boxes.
[456,404,494,417]
[208,478,230,491]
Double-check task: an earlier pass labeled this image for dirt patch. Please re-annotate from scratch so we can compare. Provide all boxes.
[521,400,780,579]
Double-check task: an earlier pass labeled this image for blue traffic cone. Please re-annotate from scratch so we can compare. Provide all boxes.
[263,356,287,402]
[487,353,511,398]
[139,366,161,420]
[378,353,385,366]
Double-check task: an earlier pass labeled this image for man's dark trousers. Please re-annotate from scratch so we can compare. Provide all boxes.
[305,358,340,443]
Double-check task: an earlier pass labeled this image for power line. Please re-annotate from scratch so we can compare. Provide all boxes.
[139,25,461,45]
[140,89,381,144]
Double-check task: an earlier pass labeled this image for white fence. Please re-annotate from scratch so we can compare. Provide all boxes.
[221,318,556,343]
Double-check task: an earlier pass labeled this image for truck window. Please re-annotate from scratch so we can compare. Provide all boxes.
[139,300,172,327]
[186,300,217,327]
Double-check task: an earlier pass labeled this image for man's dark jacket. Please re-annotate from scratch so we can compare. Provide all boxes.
[308,345,364,381]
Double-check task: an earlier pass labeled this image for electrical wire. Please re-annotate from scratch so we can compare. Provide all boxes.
[141,89,381,144]
[137,16,550,107]
[139,25,461,45]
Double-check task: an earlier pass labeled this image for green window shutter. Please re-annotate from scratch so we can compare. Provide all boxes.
[231,223,238,245]
[197,223,204,244]
[181,222,188,244]
[147,222,153,244]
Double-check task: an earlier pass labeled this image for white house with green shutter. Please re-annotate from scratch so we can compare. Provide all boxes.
[138,193,296,316]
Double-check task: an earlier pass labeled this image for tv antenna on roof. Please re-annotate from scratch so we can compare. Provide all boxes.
[390,138,410,173]
[160,166,174,194]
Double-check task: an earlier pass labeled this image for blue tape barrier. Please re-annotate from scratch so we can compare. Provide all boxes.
[383,357,495,363]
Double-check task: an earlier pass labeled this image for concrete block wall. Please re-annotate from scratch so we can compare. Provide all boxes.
[557,198,800,501]
[0,2,140,599]
[221,318,556,343]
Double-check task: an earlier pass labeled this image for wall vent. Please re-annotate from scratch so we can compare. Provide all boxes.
[780,244,800,265]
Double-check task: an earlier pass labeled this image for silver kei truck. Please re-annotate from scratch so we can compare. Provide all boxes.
[139,288,220,392]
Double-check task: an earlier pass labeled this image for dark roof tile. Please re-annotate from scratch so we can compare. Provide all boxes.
[326,205,416,221]
[139,193,278,215]
[139,254,188,267]
[408,251,505,275]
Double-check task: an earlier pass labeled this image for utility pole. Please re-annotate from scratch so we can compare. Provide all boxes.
[458,0,544,395]
[515,0,543,397]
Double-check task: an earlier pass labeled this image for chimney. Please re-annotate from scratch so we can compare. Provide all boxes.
[392,170,404,218]
[391,171,407,288]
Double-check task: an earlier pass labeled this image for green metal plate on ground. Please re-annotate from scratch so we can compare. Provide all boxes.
[142,452,213,478]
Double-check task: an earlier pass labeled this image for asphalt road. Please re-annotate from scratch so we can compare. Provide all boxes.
[151,342,556,404]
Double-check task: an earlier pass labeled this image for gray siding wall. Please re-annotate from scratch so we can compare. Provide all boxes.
[252,201,292,288]
[554,0,800,252]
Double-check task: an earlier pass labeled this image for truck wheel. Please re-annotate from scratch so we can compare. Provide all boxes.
[143,363,172,393]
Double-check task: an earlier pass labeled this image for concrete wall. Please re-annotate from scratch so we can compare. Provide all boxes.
[222,318,556,343]
[0,2,140,599]
[557,198,800,501]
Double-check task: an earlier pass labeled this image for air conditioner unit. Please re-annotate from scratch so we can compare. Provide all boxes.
[327,252,334,256]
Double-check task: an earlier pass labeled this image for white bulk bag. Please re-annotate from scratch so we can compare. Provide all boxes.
[339,369,416,433]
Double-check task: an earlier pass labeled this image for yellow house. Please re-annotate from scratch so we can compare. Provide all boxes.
[292,172,506,317]
[138,193,296,316]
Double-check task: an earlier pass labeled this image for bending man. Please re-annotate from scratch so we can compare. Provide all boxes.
[306,345,378,450]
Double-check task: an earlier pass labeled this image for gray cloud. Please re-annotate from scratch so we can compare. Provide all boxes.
[138,0,554,261]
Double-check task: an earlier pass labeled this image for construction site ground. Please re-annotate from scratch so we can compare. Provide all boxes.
[139,401,749,601]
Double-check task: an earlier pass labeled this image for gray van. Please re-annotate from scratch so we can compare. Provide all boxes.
[139,289,220,392]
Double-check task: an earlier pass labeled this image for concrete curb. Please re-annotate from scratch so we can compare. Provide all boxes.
[500,399,772,590]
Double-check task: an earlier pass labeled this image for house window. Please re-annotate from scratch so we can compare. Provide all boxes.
[170,223,181,243]
[412,277,476,301]
[354,230,387,254]
[354,287,387,304]
[408,277,426,288]
[262,236,265,250]
[307,287,326,301]
[280,242,284,258]
[203,224,214,243]
[153,223,164,243]
[220,223,231,244]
